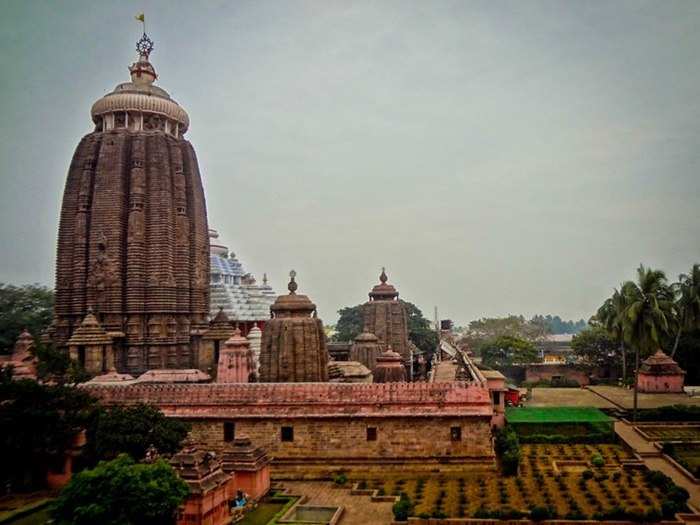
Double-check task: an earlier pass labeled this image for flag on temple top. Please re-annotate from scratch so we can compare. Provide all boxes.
[135,13,145,23]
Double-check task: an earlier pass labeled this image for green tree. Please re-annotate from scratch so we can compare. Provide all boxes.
[595,288,630,381]
[671,264,700,357]
[479,336,539,368]
[51,454,189,525]
[0,377,97,489]
[403,301,439,358]
[0,283,54,352]
[571,326,618,371]
[84,404,190,465]
[462,316,549,351]
[622,265,676,421]
[333,305,364,342]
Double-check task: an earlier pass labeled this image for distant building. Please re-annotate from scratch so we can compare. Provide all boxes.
[209,229,275,335]
[637,350,686,393]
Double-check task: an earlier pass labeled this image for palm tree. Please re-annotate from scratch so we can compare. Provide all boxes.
[622,265,676,422]
[596,288,628,381]
[671,263,700,358]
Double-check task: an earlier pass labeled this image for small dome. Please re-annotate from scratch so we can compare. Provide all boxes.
[90,33,190,134]
[354,331,379,343]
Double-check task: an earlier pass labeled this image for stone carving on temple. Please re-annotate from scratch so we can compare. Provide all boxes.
[259,271,329,382]
[50,32,210,375]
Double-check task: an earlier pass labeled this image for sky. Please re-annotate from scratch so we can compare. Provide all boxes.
[0,1,698,326]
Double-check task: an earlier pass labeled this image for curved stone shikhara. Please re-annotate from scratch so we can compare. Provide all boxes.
[52,129,209,374]
[50,35,210,375]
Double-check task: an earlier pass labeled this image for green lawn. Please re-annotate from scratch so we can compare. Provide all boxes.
[506,407,613,423]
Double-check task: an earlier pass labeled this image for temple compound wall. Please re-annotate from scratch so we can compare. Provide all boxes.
[88,382,495,476]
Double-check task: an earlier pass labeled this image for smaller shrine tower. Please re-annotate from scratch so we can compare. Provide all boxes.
[361,268,412,378]
[217,329,255,383]
[350,331,382,372]
[373,347,407,383]
[259,271,329,382]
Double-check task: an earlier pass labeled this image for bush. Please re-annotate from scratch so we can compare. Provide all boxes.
[431,509,447,519]
[51,454,188,525]
[392,494,412,522]
[333,472,347,486]
[495,426,521,475]
[636,404,700,422]
[530,506,556,521]
[582,469,594,480]
[590,453,604,467]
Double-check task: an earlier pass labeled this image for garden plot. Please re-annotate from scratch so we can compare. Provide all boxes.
[353,444,667,520]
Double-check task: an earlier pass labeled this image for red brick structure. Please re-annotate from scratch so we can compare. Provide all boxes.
[170,443,234,525]
[637,350,686,393]
[0,329,38,380]
[525,363,591,386]
[217,330,254,383]
[221,437,271,500]
[259,272,329,382]
[361,269,412,378]
[49,33,209,376]
[87,381,494,475]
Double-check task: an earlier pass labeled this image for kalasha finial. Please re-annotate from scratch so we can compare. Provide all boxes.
[380,267,388,284]
[263,273,268,285]
[288,270,298,294]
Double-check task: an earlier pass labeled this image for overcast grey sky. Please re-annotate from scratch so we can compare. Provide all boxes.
[1,1,698,326]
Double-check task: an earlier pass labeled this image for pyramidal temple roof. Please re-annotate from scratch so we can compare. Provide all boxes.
[209,229,276,321]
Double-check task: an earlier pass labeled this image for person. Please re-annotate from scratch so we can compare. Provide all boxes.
[233,490,247,508]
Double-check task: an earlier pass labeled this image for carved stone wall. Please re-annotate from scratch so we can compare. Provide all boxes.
[52,129,209,375]
[259,318,329,382]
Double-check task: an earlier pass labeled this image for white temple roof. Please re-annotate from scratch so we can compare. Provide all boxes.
[209,229,276,321]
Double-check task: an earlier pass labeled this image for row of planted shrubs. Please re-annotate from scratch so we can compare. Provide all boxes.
[391,468,689,522]
[519,432,615,444]
[494,425,521,475]
[636,404,700,422]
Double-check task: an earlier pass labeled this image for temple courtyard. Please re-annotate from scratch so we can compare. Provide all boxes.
[524,386,700,410]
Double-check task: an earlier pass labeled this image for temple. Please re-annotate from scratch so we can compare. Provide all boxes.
[361,269,414,378]
[49,32,209,375]
[637,349,686,393]
[209,228,276,335]
[259,272,329,382]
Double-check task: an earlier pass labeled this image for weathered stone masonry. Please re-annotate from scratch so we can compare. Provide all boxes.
[88,382,495,474]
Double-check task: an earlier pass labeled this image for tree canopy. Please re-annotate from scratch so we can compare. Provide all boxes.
[0,376,98,489]
[84,404,190,466]
[0,283,54,353]
[479,335,539,368]
[571,326,618,370]
[51,454,189,525]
